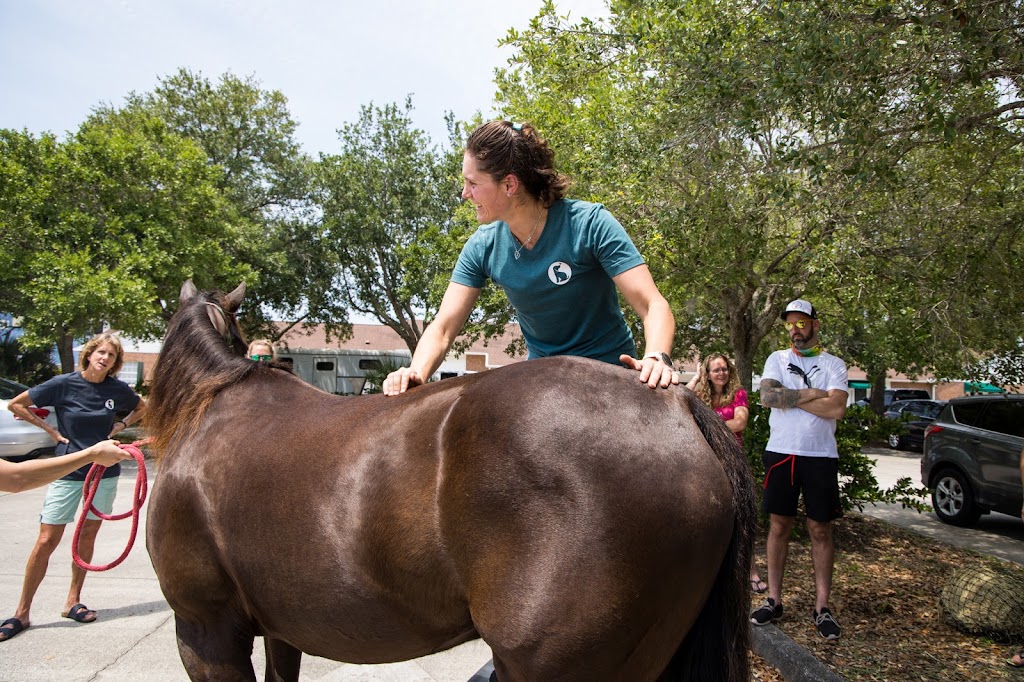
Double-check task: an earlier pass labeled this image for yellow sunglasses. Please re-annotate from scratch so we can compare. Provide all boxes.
[784,320,811,330]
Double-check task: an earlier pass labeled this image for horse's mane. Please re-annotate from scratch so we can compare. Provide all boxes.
[146,289,258,459]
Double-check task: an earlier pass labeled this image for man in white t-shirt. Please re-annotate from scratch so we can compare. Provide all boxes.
[750,299,849,641]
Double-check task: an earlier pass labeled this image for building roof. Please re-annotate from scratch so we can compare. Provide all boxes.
[275,321,527,364]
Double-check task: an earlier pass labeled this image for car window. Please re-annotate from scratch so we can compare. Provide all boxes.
[0,377,29,400]
[976,401,1024,438]
[921,403,945,419]
[951,401,987,427]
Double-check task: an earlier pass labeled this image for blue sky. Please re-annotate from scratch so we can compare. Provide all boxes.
[0,0,608,156]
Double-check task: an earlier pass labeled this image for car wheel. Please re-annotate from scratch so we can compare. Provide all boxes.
[888,432,902,449]
[931,468,982,527]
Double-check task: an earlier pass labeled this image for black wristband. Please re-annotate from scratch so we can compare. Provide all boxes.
[115,420,127,428]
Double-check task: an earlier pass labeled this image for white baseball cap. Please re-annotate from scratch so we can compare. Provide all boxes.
[780,299,817,320]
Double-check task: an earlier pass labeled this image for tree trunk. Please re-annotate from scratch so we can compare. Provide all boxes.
[57,330,75,374]
[726,288,785,392]
[869,370,887,414]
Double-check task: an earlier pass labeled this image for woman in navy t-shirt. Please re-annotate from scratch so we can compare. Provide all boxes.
[0,333,145,642]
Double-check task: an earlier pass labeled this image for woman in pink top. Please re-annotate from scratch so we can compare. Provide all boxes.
[687,353,763,591]
[686,353,748,445]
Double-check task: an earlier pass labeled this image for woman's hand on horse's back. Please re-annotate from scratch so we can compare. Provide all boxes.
[383,367,424,396]
[619,354,679,389]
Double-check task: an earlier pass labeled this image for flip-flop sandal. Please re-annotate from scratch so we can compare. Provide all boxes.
[62,603,97,623]
[0,617,26,642]
[750,578,768,594]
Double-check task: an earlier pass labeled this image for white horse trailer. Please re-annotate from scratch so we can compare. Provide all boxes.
[276,348,411,395]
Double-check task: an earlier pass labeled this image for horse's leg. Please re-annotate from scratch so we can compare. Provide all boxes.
[175,614,257,682]
[264,637,302,682]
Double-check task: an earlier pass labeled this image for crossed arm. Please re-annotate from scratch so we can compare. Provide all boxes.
[760,378,848,420]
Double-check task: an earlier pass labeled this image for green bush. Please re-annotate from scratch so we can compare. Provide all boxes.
[744,392,928,513]
[0,330,58,386]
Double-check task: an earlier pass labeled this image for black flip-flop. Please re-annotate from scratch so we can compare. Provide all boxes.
[62,603,97,623]
[0,617,26,642]
[750,578,768,594]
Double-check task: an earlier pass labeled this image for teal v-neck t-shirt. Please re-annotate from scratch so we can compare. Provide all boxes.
[451,199,645,364]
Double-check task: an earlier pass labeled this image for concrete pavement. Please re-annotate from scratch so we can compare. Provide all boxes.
[859,446,1024,565]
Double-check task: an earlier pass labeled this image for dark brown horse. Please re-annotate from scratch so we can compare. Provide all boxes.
[145,281,756,682]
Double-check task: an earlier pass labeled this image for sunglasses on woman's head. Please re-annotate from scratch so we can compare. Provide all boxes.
[784,320,810,330]
[250,354,273,361]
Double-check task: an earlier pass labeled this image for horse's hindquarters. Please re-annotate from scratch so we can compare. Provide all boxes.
[437,370,737,680]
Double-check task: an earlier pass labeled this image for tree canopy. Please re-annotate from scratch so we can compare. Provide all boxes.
[495,0,1024,386]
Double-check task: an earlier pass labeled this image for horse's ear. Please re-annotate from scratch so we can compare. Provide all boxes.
[180,280,199,305]
[224,282,246,312]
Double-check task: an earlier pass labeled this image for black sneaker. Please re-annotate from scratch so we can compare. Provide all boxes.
[750,598,783,625]
[813,607,841,640]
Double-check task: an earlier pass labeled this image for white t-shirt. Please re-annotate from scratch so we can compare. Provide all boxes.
[762,349,849,458]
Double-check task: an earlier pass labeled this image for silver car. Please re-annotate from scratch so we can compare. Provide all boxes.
[922,394,1024,526]
[0,377,58,462]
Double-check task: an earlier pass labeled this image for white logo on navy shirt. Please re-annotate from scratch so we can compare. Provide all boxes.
[105,399,114,410]
[548,262,572,285]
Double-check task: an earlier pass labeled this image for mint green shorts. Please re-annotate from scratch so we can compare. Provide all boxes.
[40,477,118,526]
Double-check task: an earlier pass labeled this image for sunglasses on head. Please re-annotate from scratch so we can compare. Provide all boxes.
[784,320,811,330]
[250,354,273,361]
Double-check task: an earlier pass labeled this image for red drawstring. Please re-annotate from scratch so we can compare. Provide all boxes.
[71,440,150,572]
[763,454,797,489]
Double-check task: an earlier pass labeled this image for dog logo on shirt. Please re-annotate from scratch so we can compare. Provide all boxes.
[548,262,572,285]
[105,399,115,410]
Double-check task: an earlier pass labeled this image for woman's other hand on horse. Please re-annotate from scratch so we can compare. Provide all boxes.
[383,367,425,396]
[619,354,679,389]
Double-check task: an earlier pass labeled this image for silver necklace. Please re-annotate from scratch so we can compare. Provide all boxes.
[513,211,544,260]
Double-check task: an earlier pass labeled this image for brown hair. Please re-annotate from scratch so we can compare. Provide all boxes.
[695,353,742,409]
[465,120,570,206]
[79,332,125,378]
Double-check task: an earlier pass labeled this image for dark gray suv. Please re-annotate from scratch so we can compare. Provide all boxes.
[921,395,1024,526]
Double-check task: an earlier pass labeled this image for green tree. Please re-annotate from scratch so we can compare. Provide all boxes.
[495,0,1024,387]
[314,99,471,353]
[0,114,251,370]
[119,69,330,343]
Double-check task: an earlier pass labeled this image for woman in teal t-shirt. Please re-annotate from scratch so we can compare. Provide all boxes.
[384,120,676,395]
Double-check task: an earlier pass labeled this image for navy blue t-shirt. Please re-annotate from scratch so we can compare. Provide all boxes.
[29,372,140,480]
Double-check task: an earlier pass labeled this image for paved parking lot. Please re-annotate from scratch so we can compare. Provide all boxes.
[860,446,1024,565]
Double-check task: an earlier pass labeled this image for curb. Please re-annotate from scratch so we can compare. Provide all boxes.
[751,622,844,681]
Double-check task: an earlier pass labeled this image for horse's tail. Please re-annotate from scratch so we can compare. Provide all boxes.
[660,391,756,682]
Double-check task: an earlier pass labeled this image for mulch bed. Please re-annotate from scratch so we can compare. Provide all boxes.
[748,512,1023,681]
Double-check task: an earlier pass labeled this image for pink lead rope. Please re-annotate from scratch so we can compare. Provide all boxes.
[72,441,149,572]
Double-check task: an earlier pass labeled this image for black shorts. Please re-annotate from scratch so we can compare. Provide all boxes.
[761,451,843,522]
